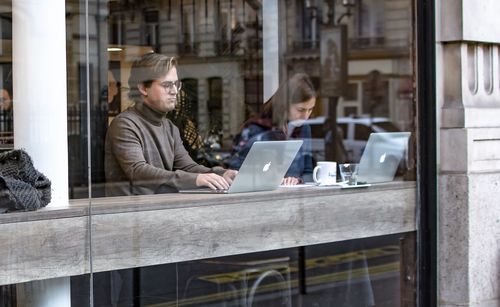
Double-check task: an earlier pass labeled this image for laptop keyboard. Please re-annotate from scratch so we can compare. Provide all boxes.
[212,188,228,193]
[178,187,228,194]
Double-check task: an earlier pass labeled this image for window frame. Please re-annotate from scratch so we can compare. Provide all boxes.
[415,0,437,306]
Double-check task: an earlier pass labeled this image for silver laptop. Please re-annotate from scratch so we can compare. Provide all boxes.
[179,140,304,194]
[357,132,411,183]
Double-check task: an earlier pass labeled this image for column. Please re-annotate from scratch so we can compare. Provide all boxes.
[438,1,500,306]
[12,1,71,306]
[12,0,69,207]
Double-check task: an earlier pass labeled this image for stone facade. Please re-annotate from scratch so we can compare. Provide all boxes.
[438,0,500,306]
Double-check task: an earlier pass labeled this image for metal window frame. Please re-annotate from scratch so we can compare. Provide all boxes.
[416,0,437,306]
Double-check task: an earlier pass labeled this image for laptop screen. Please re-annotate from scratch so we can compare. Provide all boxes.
[228,140,304,193]
[179,140,303,194]
[357,132,410,183]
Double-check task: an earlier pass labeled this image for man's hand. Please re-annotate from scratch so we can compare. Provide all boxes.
[281,177,301,185]
[222,169,238,184]
[196,173,230,190]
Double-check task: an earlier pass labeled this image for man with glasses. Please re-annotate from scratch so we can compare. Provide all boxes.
[105,52,237,196]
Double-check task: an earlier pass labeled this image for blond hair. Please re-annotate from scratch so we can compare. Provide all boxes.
[128,52,178,103]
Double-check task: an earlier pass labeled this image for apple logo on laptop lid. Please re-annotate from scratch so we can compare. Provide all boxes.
[262,161,272,172]
[379,152,386,163]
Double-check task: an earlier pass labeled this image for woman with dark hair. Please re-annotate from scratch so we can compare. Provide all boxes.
[228,73,317,185]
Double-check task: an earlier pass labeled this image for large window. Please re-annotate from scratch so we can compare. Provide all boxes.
[0,0,420,306]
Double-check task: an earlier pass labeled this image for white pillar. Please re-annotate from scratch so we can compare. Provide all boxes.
[12,1,72,305]
[12,0,69,207]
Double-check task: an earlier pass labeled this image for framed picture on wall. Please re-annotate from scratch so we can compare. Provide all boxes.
[320,25,347,97]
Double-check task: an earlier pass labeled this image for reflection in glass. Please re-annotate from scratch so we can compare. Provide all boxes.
[228,73,317,184]
[95,1,414,192]
[77,233,410,306]
[0,83,13,149]
[63,0,418,306]
[0,9,12,150]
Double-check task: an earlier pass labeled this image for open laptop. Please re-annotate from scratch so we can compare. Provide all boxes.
[179,140,304,194]
[357,132,411,183]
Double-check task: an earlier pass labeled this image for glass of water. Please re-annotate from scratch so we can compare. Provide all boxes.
[339,163,359,185]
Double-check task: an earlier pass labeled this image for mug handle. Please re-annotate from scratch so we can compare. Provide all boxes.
[313,166,321,184]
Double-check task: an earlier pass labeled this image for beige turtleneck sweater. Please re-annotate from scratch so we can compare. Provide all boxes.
[104,102,225,196]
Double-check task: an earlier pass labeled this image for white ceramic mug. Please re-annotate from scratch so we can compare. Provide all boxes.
[313,161,337,185]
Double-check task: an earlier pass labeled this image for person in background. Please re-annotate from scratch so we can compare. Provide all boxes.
[107,70,120,116]
[228,73,317,185]
[0,88,12,111]
[104,52,237,196]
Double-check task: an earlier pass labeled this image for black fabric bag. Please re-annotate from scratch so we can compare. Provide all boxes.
[0,149,51,213]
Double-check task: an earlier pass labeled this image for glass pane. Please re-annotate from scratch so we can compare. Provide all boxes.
[354,123,373,141]
[97,0,417,193]
[1,0,419,304]
[66,0,93,305]
[87,233,413,306]
[86,0,417,306]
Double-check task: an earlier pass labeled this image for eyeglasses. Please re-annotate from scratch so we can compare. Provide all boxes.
[158,80,182,92]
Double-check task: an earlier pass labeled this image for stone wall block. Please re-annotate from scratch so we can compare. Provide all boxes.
[468,173,500,303]
[438,173,500,306]
[440,128,468,173]
[442,43,500,128]
[439,174,470,304]
[440,0,500,43]
[441,127,500,173]
[468,128,500,172]
[441,301,500,307]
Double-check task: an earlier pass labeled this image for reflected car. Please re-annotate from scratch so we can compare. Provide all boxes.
[292,116,400,162]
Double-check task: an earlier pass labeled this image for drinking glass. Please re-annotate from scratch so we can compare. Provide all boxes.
[339,163,359,185]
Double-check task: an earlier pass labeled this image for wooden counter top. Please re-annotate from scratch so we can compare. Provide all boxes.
[0,181,416,286]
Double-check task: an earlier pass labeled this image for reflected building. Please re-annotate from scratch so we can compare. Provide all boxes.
[284,0,413,130]
[60,0,416,192]
[63,0,412,148]
[64,1,264,193]
[66,0,261,145]
[0,1,499,307]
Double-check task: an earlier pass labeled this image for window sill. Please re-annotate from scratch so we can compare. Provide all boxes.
[0,181,416,285]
